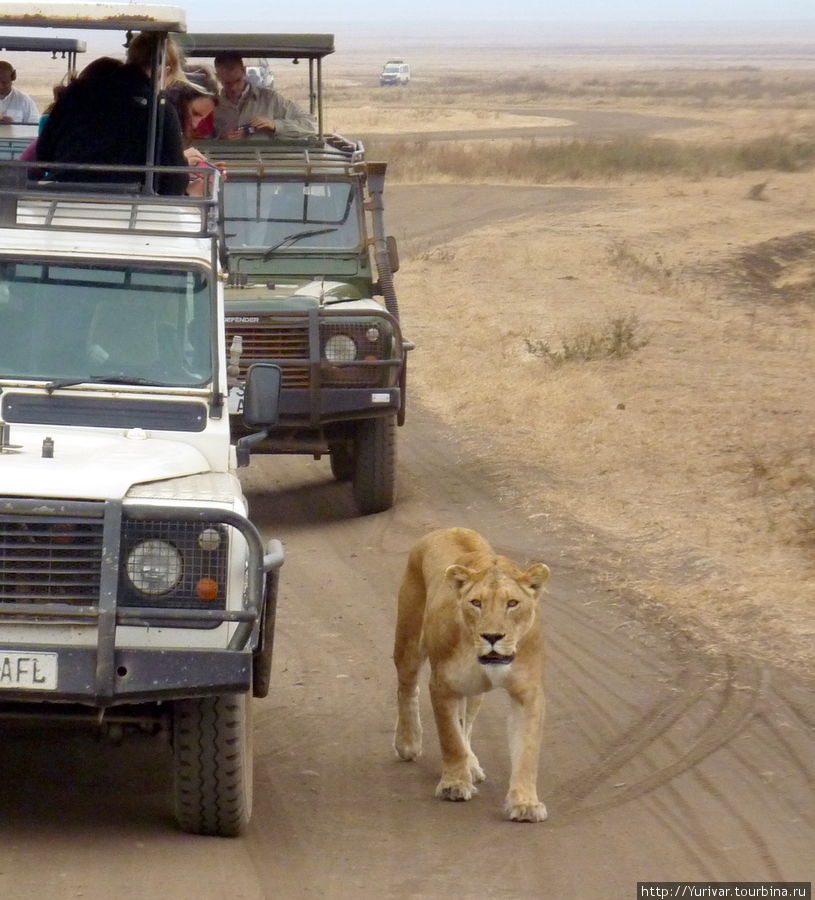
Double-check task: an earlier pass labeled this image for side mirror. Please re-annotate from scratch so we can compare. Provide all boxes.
[242,363,282,428]
[386,235,400,273]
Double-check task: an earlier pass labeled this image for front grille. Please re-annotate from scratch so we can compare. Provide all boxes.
[0,515,104,604]
[225,317,396,390]
[225,321,309,386]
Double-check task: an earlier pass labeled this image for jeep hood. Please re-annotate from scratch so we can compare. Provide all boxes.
[225,291,385,314]
[0,431,210,501]
[226,276,365,303]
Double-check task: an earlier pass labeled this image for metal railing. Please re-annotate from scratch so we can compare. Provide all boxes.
[0,159,225,239]
[199,133,366,179]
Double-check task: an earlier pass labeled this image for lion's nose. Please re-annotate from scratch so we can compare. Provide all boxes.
[481,633,504,646]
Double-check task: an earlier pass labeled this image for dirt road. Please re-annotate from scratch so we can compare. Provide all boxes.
[1,188,813,899]
[356,106,703,144]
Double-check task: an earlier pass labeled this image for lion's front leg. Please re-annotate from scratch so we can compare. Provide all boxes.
[505,688,547,823]
[430,677,475,801]
[462,694,486,783]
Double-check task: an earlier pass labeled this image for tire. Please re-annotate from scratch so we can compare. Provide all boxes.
[352,416,396,515]
[329,443,354,482]
[172,693,253,837]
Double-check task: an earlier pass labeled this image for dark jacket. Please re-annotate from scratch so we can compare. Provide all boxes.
[36,64,188,196]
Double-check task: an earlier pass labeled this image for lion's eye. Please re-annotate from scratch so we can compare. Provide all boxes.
[507,599,519,609]
[470,599,482,608]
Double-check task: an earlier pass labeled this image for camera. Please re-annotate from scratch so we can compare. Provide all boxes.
[239,125,257,135]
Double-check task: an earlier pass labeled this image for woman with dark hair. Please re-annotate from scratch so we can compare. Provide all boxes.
[166,79,218,146]
[165,76,219,194]
[35,42,188,196]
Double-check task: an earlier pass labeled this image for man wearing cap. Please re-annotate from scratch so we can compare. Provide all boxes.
[0,61,39,124]
[213,52,315,140]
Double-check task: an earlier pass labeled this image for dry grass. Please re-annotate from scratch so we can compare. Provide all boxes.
[524,313,649,365]
[328,67,815,109]
[366,135,815,183]
[398,171,815,675]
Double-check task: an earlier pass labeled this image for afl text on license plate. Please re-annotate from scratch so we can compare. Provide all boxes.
[0,651,57,690]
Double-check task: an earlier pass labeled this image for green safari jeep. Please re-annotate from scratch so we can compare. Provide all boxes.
[184,34,410,515]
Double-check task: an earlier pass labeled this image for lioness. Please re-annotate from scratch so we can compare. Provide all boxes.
[393,527,550,822]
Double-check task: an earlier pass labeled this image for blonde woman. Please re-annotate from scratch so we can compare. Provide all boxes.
[126,31,189,87]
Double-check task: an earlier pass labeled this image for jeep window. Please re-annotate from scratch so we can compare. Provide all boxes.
[223,179,361,252]
[0,261,212,387]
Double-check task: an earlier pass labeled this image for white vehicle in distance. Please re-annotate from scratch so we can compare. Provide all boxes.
[0,2,285,838]
[380,59,410,86]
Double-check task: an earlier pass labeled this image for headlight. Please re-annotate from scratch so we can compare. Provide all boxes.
[324,333,357,362]
[126,539,183,595]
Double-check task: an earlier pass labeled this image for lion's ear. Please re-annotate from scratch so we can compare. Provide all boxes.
[524,563,550,593]
[446,564,475,590]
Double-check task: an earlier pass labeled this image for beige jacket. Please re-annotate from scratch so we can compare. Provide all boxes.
[214,84,316,140]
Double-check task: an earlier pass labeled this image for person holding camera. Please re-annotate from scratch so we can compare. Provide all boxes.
[213,51,315,141]
[0,60,39,124]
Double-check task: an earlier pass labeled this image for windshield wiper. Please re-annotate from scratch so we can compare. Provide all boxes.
[45,374,175,394]
[263,227,339,259]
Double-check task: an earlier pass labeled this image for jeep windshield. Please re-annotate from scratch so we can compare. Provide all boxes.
[223,178,361,252]
[0,260,212,387]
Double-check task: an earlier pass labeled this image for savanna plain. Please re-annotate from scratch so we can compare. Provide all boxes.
[322,39,815,679]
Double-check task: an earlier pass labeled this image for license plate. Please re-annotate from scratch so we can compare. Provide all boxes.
[228,384,245,415]
[0,651,58,690]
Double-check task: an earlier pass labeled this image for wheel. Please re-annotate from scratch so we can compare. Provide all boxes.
[329,443,354,482]
[352,416,396,515]
[172,693,253,836]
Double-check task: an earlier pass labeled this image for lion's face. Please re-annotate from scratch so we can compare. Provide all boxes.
[446,561,549,665]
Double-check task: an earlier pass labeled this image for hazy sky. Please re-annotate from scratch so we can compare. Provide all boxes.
[184,0,815,27]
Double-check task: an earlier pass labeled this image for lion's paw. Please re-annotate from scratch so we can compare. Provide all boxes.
[394,736,422,761]
[470,761,486,783]
[436,779,476,802]
[394,721,422,761]
[506,800,548,823]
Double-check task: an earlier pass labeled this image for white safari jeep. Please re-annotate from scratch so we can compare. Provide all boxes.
[0,3,284,837]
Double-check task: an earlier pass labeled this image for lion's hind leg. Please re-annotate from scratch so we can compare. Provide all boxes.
[393,552,427,761]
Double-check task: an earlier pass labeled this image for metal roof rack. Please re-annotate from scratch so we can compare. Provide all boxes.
[0,160,223,240]
[0,34,86,80]
[0,34,86,51]
[179,33,334,60]
[200,134,366,179]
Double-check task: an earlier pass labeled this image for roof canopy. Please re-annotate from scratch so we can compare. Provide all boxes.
[180,33,334,60]
[0,3,186,32]
[0,34,86,51]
